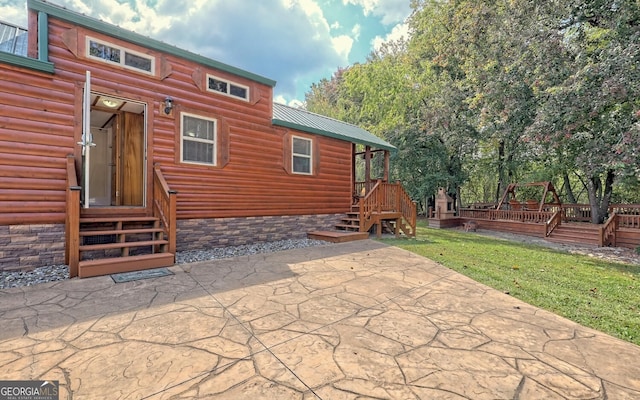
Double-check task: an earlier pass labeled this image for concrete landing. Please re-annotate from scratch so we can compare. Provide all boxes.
[1,240,640,399]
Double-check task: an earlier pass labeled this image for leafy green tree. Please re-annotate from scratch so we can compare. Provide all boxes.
[528,0,640,222]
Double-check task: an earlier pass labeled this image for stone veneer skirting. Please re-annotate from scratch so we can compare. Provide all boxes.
[0,214,343,271]
[0,224,66,272]
[176,214,343,252]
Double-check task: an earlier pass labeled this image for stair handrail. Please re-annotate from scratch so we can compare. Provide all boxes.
[65,155,81,278]
[545,210,562,237]
[357,179,416,237]
[599,212,617,247]
[359,180,383,233]
[395,180,417,237]
[153,165,177,255]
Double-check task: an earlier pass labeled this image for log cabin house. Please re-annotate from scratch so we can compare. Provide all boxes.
[0,0,416,278]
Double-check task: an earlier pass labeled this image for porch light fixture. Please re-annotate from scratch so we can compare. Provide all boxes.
[164,97,173,114]
[101,97,122,108]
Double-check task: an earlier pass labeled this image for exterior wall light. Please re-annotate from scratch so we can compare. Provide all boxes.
[164,97,173,115]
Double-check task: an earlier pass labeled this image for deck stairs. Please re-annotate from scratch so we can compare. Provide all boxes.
[335,205,362,232]
[546,223,601,246]
[78,216,175,278]
[335,205,415,237]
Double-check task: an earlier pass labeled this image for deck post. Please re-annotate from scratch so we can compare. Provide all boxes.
[65,155,80,278]
[383,151,390,182]
[364,146,372,191]
[395,179,401,211]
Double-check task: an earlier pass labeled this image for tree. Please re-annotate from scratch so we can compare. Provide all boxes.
[528,0,640,222]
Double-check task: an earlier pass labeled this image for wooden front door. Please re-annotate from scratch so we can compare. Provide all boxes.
[121,112,145,206]
[83,90,146,208]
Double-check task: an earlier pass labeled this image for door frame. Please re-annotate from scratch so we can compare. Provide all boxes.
[76,79,155,218]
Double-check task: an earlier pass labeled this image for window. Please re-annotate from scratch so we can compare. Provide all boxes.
[181,113,217,166]
[87,37,154,74]
[207,74,250,101]
[292,136,312,174]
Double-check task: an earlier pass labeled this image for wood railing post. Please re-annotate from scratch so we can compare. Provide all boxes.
[376,179,382,214]
[153,165,177,261]
[358,195,364,232]
[65,155,80,278]
[168,189,177,255]
[395,180,401,212]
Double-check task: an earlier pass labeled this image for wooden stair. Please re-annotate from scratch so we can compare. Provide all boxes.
[334,205,411,237]
[546,223,601,246]
[78,216,175,278]
[335,206,362,232]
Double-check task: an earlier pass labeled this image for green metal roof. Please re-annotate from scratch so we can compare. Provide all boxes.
[27,0,276,87]
[272,103,395,151]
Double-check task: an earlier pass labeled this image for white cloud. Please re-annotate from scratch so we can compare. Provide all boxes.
[274,95,304,108]
[342,0,410,25]
[2,0,360,102]
[372,22,409,52]
[351,24,361,41]
[332,35,354,59]
[1,1,27,26]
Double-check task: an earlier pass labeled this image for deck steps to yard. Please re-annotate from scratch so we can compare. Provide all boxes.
[77,216,174,278]
[546,223,601,246]
[79,253,175,278]
[307,231,369,243]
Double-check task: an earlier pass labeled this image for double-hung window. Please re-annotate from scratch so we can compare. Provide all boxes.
[181,113,217,166]
[292,136,312,175]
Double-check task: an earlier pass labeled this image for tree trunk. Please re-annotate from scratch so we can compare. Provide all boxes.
[563,173,577,204]
[601,169,615,219]
[495,140,506,202]
[586,170,615,224]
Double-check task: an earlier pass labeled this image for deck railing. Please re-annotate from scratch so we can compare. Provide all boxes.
[545,210,562,237]
[358,179,416,236]
[600,212,618,247]
[153,165,177,255]
[65,155,81,278]
[618,214,640,229]
[459,208,553,224]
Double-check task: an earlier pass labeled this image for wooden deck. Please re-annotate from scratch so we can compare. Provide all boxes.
[448,206,640,249]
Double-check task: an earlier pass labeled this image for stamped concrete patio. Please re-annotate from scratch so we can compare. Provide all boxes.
[1,240,640,399]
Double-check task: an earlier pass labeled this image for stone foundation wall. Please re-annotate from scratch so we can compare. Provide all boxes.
[0,224,66,272]
[0,214,343,271]
[176,214,343,251]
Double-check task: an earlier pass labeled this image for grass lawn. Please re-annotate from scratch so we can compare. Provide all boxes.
[379,220,640,346]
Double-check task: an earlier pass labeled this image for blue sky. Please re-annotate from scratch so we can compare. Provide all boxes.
[1,0,411,106]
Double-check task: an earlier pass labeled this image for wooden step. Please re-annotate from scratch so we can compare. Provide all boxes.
[79,227,164,237]
[79,239,168,252]
[335,224,360,231]
[308,231,369,243]
[80,216,159,224]
[79,253,175,278]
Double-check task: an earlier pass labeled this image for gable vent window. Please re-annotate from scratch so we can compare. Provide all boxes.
[207,74,249,101]
[87,37,154,74]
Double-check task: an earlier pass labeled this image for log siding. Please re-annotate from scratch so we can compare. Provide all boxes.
[0,9,360,270]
